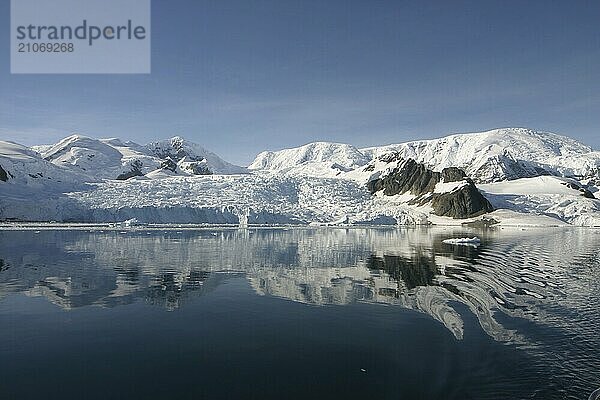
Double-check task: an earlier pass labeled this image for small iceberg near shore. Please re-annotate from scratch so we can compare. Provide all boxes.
[110,218,141,229]
[442,237,481,247]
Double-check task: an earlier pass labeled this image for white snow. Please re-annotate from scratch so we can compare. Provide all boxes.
[250,128,600,183]
[0,140,85,188]
[249,142,370,178]
[360,128,600,182]
[480,176,600,226]
[34,134,246,180]
[433,180,468,194]
[1,128,600,226]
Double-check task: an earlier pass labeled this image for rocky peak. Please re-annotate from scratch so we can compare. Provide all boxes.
[0,164,8,182]
[367,157,494,219]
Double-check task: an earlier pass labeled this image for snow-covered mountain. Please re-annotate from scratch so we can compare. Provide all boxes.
[361,128,599,182]
[251,128,600,183]
[0,140,85,188]
[250,142,370,177]
[35,135,160,180]
[1,128,599,226]
[145,136,247,175]
[32,134,247,180]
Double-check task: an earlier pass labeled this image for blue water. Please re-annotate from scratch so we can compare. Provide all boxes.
[0,227,598,399]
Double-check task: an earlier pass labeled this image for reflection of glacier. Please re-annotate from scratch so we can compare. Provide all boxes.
[23,268,233,311]
[0,228,599,342]
[248,263,465,339]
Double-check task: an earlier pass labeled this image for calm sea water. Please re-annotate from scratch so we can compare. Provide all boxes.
[0,227,598,400]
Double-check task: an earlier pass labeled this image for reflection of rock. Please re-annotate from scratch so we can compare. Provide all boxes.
[27,275,117,310]
[367,253,436,289]
[1,228,597,344]
[142,270,230,311]
[22,268,226,311]
[248,264,465,339]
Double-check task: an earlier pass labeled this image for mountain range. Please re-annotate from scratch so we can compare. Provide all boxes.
[1,128,598,226]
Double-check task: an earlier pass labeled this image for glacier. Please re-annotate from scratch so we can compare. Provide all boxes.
[1,128,599,226]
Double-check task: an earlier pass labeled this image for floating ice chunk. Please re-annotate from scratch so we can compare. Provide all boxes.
[442,237,481,247]
[123,218,139,227]
[113,218,140,228]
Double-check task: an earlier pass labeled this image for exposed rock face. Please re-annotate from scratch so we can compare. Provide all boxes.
[562,181,596,199]
[149,137,201,162]
[116,160,144,180]
[116,169,143,180]
[581,189,596,199]
[430,184,494,218]
[472,153,551,183]
[441,167,467,183]
[367,159,439,196]
[178,158,212,175]
[367,157,494,219]
[161,158,177,172]
[0,165,8,182]
[462,216,500,228]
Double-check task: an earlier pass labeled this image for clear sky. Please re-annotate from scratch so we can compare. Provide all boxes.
[1,0,599,165]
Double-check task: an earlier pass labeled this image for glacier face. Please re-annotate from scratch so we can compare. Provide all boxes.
[1,128,599,226]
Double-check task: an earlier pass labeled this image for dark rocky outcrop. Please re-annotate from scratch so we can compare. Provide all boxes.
[562,181,596,199]
[161,157,177,172]
[441,167,467,183]
[116,169,143,180]
[462,216,500,228]
[430,184,494,218]
[116,160,144,180]
[367,159,439,196]
[179,160,212,175]
[580,189,596,199]
[0,165,8,182]
[367,157,494,219]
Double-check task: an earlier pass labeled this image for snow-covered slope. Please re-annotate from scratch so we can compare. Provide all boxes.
[2,128,600,226]
[250,128,600,183]
[361,128,599,182]
[249,142,370,177]
[480,176,600,226]
[37,135,160,180]
[0,140,84,187]
[35,134,247,180]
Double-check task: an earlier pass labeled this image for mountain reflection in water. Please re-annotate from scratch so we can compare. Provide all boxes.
[0,228,598,336]
[0,227,599,399]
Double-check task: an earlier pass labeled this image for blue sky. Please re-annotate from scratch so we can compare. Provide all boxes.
[1,0,599,165]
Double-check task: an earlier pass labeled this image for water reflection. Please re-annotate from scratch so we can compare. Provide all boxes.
[0,228,599,342]
[1,227,599,400]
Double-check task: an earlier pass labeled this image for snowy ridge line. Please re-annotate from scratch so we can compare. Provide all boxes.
[1,127,599,226]
[252,127,600,182]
